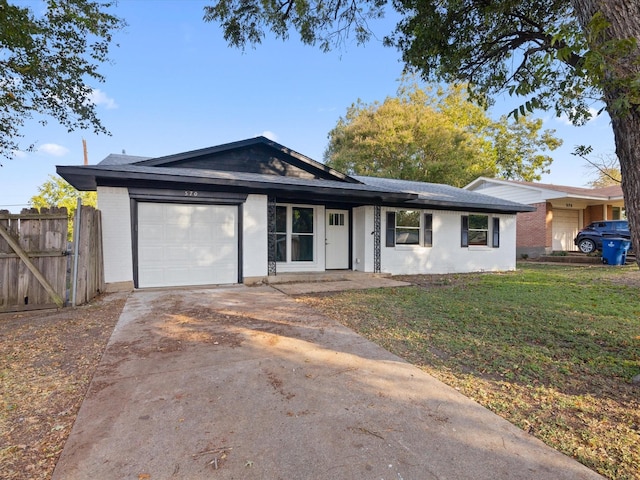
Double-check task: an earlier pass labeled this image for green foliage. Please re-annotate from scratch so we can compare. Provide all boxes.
[204,0,386,53]
[30,175,96,240]
[204,1,639,124]
[203,0,640,253]
[0,0,125,162]
[324,82,561,186]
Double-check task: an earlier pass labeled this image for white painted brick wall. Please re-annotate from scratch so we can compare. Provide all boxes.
[242,194,268,278]
[378,208,518,275]
[97,186,133,284]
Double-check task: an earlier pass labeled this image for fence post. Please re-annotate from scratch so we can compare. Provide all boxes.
[72,198,82,307]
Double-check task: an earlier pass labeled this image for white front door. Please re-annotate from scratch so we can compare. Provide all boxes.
[325,209,349,269]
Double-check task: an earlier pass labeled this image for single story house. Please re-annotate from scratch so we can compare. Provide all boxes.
[57,137,533,290]
[464,177,625,257]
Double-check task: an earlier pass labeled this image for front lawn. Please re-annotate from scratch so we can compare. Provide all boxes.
[299,263,640,480]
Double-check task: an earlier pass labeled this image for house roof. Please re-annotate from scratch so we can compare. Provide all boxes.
[98,153,153,166]
[355,176,533,212]
[57,138,534,214]
[465,177,624,201]
[134,136,361,184]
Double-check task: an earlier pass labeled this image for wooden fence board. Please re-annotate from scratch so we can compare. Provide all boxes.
[73,206,104,306]
[0,208,68,312]
[0,205,104,312]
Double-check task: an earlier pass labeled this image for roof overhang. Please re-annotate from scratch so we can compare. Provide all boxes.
[56,165,418,205]
[56,165,534,213]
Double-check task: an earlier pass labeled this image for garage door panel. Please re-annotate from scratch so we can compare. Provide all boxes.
[137,203,238,288]
[553,209,580,251]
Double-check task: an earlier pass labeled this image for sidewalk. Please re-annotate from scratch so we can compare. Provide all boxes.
[52,285,603,479]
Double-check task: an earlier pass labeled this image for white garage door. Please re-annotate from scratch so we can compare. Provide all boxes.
[552,208,580,251]
[137,203,238,288]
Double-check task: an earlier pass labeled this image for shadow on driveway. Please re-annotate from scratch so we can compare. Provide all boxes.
[53,286,603,480]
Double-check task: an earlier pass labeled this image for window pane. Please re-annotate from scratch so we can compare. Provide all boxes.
[292,234,313,261]
[276,234,287,261]
[396,210,420,245]
[469,231,488,246]
[276,206,287,233]
[292,207,313,233]
[396,228,420,245]
[329,213,345,226]
[469,214,488,229]
[397,210,420,227]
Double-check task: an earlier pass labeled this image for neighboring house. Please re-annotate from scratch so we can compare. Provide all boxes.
[465,177,625,257]
[57,137,533,290]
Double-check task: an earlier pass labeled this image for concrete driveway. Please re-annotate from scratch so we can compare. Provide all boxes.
[53,285,603,480]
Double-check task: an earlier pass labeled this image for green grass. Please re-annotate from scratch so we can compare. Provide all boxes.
[300,263,640,480]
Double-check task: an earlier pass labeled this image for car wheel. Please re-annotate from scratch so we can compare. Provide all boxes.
[578,238,596,254]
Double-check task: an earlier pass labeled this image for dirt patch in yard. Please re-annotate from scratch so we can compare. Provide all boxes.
[0,293,127,480]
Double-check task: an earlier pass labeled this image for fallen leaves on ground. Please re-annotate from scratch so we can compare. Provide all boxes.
[0,293,127,480]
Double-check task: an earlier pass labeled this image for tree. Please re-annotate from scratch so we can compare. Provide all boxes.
[324,83,561,186]
[0,0,125,163]
[572,147,622,187]
[204,0,640,262]
[30,175,96,240]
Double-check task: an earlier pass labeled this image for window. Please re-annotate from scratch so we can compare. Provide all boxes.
[385,210,433,247]
[396,210,420,245]
[292,207,314,261]
[468,215,489,245]
[612,207,621,220]
[462,214,495,247]
[329,212,345,226]
[276,206,287,262]
[276,205,315,262]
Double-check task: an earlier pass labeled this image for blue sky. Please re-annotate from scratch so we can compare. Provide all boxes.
[0,0,617,211]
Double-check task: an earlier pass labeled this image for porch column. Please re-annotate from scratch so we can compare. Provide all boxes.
[374,205,381,273]
[267,196,277,276]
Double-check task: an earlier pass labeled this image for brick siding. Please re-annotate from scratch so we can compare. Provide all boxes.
[516,202,551,257]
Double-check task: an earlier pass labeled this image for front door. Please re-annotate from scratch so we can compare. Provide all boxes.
[325,209,349,269]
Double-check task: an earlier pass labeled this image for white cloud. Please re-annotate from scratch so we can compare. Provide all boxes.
[557,107,600,126]
[89,89,118,109]
[12,150,28,159]
[39,143,69,157]
[259,131,278,141]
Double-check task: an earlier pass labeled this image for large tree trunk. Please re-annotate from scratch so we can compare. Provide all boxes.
[571,0,640,265]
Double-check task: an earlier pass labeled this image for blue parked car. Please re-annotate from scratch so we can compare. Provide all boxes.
[574,220,630,254]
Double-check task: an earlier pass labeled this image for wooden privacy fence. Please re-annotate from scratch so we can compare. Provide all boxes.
[72,205,105,307]
[0,205,104,313]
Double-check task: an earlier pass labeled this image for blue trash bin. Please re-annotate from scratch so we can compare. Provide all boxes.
[602,238,631,265]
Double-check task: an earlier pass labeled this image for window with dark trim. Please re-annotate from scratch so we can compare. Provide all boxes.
[396,210,420,245]
[462,214,495,247]
[468,214,489,246]
[386,210,433,247]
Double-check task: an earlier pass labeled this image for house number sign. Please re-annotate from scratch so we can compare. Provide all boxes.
[184,190,199,197]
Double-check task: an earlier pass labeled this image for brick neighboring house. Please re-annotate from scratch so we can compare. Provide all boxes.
[465,177,625,257]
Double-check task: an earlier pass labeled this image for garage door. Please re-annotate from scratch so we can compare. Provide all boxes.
[552,208,580,251]
[137,203,238,288]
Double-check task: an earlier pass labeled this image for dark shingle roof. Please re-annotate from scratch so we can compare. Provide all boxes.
[355,176,533,212]
[98,154,153,166]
